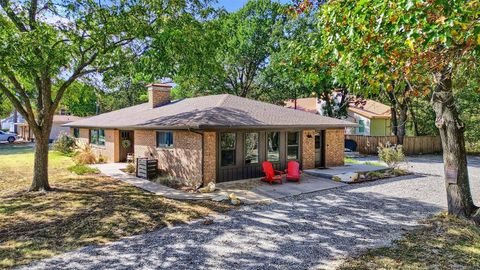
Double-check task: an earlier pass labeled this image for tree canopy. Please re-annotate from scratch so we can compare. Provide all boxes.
[147,0,287,99]
[0,0,209,190]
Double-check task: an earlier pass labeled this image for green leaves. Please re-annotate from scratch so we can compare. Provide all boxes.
[313,0,480,97]
[148,0,288,99]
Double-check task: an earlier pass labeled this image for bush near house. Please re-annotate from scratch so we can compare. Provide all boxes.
[52,132,77,154]
[67,164,100,175]
[378,143,406,168]
[73,145,97,165]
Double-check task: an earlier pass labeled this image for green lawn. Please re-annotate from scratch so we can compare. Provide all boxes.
[340,214,480,270]
[0,144,230,269]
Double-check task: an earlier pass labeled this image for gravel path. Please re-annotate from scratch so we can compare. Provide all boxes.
[22,155,480,270]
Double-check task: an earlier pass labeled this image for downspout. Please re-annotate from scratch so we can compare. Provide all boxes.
[188,128,205,188]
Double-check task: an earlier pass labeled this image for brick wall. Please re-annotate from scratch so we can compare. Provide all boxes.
[74,128,119,163]
[325,128,345,167]
[76,128,90,147]
[134,130,203,186]
[301,129,316,169]
[202,131,217,185]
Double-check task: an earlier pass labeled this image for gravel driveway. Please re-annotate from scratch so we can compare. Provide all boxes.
[23,155,480,270]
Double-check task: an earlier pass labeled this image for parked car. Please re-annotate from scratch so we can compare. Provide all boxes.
[0,130,17,143]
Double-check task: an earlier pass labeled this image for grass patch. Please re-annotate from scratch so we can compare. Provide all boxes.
[67,164,100,175]
[0,145,231,269]
[340,213,480,270]
[344,157,384,167]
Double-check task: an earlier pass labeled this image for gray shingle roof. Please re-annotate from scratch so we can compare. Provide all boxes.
[66,94,358,130]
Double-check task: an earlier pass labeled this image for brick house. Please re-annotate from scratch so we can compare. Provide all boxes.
[67,84,357,186]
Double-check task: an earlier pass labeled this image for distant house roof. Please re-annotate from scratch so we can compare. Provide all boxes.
[53,115,84,123]
[284,98,319,114]
[67,94,357,130]
[284,97,391,120]
[16,115,84,127]
[349,99,391,119]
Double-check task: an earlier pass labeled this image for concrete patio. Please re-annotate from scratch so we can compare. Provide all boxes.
[216,175,346,203]
[91,163,345,204]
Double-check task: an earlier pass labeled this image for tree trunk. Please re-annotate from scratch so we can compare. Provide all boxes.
[30,134,51,191]
[29,126,52,191]
[397,102,408,145]
[386,91,398,136]
[410,105,419,136]
[13,110,18,134]
[431,67,479,222]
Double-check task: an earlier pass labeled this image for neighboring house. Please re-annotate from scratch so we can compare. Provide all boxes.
[284,97,392,136]
[67,84,357,186]
[1,112,25,133]
[17,115,84,142]
[347,99,392,136]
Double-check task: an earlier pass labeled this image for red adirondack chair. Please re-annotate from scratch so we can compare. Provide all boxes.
[285,161,302,182]
[261,161,283,184]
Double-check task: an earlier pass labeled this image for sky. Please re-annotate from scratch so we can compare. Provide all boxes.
[216,0,291,11]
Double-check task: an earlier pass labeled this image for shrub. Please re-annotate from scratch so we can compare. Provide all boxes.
[97,154,107,164]
[74,145,97,165]
[68,164,100,175]
[52,132,76,154]
[392,168,408,176]
[125,163,135,174]
[366,171,387,179]
[378,143,406,168]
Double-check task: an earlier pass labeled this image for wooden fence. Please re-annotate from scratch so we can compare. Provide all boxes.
[345,135,442,155]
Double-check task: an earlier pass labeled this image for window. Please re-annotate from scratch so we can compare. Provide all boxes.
[98,129,105,146]
[267,132,280,162]
[220,132,236,166]
[90,129,97,145]
[287,132,300,160]
[156,131,174,148]
[245,133,259,164]
[73,128,80,138]
[358,120,365,133]
[89,129,105,146]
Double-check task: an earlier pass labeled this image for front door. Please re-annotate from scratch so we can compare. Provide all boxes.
[119,131,134,162]
[315,131,325,168]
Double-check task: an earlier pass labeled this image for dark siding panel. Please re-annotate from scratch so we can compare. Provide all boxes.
[217,130,299,183]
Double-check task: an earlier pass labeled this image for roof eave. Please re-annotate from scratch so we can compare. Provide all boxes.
[64,123,359,130]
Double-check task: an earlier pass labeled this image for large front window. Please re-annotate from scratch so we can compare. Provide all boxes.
[267,132,280,162]
[244,132,259,164]
[90,129,105,146]
[287,132,299,160]
[156,131,174,148]
[221,132,236,166]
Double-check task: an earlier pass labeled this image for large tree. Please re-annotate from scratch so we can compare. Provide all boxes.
[151,0,287,99]
[261,0,329,103]
[0,0,207,191]
[315,0,480,222]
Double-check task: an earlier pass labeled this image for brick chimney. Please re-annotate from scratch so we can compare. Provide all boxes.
[146,83,172,108]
